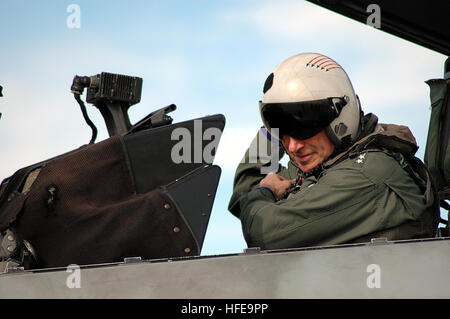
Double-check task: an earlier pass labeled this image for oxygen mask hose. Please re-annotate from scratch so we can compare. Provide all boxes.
[71,76,98,144]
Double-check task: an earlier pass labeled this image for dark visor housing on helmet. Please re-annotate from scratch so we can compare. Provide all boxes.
[260,96,348,140]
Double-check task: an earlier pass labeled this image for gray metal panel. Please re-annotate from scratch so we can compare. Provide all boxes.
[1,238,450,299]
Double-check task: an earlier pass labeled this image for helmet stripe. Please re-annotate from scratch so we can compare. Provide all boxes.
[313,57,329,65]
[318,59,334,66]
[322,62,340,69]
[306,56,342,71]
[307,55,326,65]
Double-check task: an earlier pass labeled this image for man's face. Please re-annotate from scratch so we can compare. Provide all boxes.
[281,130,335,172]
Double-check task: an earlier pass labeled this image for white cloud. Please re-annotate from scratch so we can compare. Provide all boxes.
[223,0,380,47]
[0,40,195,179]
[223,0,446,107]
[213,126,258,174]
[349,42,446,111]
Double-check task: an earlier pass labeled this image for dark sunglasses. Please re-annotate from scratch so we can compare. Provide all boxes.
[260,96,348,140]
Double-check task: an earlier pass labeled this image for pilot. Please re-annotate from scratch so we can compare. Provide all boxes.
[228,52,438,250]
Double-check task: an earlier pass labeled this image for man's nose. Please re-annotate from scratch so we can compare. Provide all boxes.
[285,136,305,153]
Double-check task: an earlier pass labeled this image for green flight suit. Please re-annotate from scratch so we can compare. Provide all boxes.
[228,114,438,250]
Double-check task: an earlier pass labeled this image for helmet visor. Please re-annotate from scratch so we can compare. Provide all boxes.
[260,97,347,140]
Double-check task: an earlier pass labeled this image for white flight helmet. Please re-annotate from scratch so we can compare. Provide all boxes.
[259,52,361,149]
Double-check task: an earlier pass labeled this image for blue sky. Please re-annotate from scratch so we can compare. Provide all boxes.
[0,0,447,256]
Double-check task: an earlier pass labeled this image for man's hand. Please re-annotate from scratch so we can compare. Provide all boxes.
[259,173,296,199]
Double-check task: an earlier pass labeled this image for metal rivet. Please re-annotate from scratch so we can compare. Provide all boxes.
[173,227,180,233]
[7,235,14,241]
[164,203,171,209]
[184,248,191,254]
[7,245,14,252]
[207,193,211,197]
